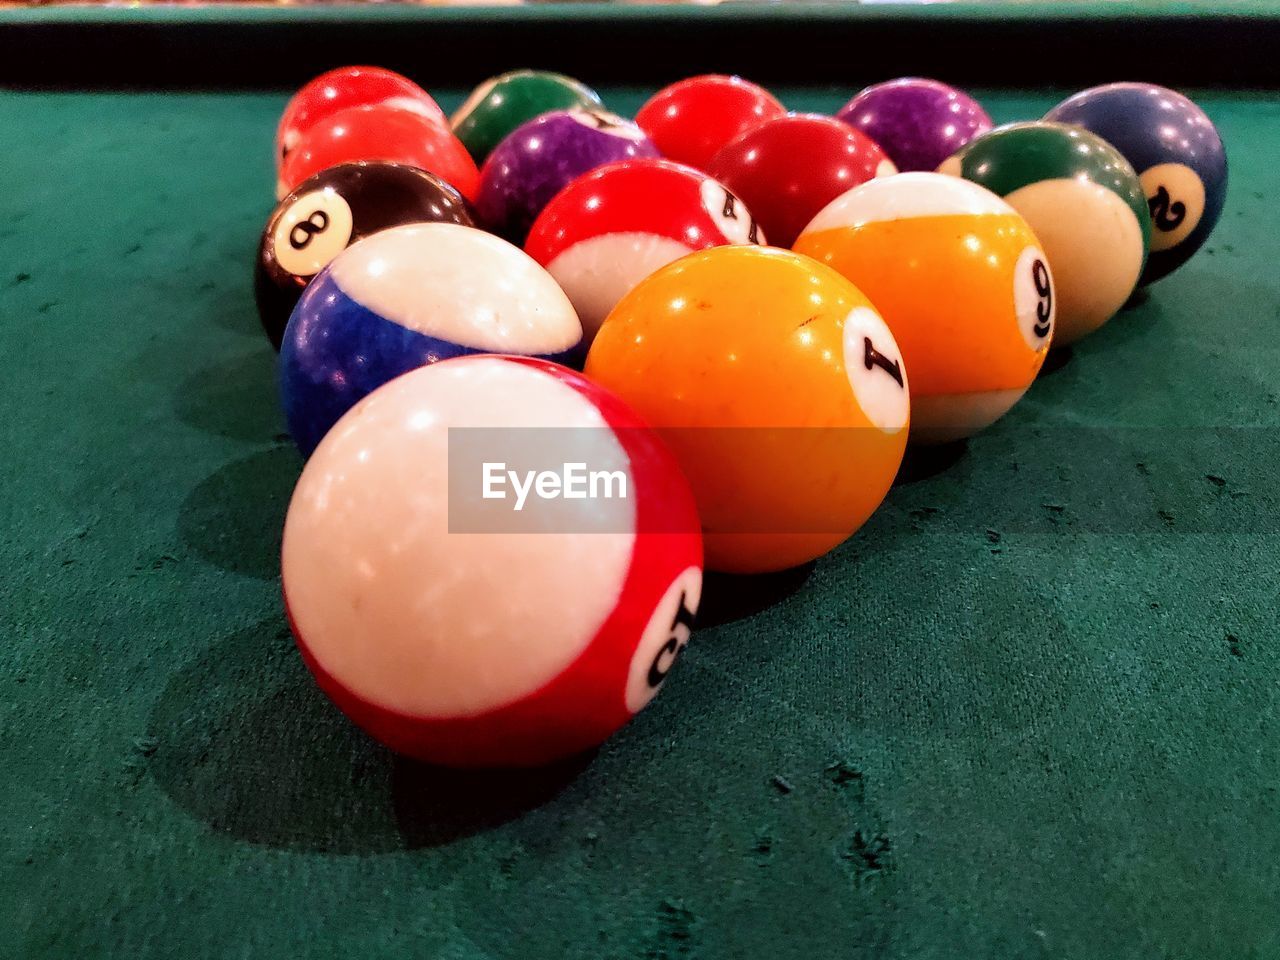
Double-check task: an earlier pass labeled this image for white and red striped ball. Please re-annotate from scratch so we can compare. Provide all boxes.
[282,354,703,768]
[524,158,764,344]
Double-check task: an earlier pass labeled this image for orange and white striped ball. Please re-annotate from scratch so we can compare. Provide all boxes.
[585,246,909,575]
[793,173,1054,444]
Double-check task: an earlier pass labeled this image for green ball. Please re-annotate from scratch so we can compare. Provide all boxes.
[451,70,604,164]
[940,121,1152,345]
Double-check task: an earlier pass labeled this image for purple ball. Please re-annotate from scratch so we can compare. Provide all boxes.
[836,78,993,173]
[476,108,659,243]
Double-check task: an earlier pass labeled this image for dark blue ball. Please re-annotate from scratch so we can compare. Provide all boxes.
[279,223,583,456]
[1045,82,1227,285]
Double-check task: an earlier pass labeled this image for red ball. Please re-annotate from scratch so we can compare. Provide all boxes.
[525,158,764,342]
[283,355,704,768]
[635,75,786,171]
[707,113,896,248]
[276,66,446,167]
[277,104,480,202]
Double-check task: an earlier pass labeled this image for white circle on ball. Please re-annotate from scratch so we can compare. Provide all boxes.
[568,108,649,142]
[449,76,499,128]
[1012,245,1056,351]
[699,178,761,246]
[382,95,443,123]
[842,305,910,435]
[624,566,703,714]
[936,156,963,178]
[272,188,355,279]
[1140,162,1206,252]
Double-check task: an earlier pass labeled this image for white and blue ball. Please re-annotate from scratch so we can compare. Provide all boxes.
[280,222,584,455]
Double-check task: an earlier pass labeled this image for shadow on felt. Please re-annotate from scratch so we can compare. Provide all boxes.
[693,444,973,630]
[893,439,968,486]
[147,618,590,857]
[1040,343,1075,376]
[1087,282,1165,352]
[176,444,300,581]
[173,347,283,444]
[697,563,815,629]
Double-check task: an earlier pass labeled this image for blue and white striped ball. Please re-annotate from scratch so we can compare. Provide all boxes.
[280,222,584,455]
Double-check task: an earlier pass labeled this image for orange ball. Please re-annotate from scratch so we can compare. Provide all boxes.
[585,246,909,574]
[794,173,1054,444]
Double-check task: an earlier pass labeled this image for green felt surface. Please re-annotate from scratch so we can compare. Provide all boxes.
[2,86,1279,958]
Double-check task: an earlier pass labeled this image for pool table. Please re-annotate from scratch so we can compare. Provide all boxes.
[3,4,1280,957]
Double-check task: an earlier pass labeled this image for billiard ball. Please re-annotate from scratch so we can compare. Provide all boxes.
[283,354,703,768]
[707,113,896,248]
[280,223,582,456]
[634,74,786,171]
[525,158,764,344]
[277,104,480,201]
[1044,82,1228,285]
[255,161,476,351]
[451,69,604,164]
[276,66,447,167]
[476,109,659,244]
[794,173,1053,444]
[939,122,1150,345]
[836,77,992,173]
[586,246,909,574]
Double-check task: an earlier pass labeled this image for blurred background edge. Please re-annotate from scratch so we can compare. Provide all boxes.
[2,2,1279,89]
